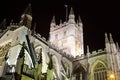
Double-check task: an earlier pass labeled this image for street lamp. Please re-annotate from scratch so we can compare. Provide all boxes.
[109,73,115,79]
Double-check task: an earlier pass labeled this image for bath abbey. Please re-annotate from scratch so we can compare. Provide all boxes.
[0,3,120,80]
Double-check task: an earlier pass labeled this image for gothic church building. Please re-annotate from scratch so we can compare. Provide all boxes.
[0,4,120,80]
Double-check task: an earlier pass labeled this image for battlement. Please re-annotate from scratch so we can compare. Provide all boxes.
[50,22,68,31]
[34,33,48,45]
[73,49,106,62]
[10,23,19,27]
[50,21,81,32]
[0,22,20,36]
[88,48,106,58]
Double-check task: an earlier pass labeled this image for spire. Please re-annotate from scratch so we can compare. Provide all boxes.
[69,7,74,15]
[0,18,6,29]
[78,15,82,23]
[109,33,114,43]
[20,3,32,29]
[59,19,62,26]
[10,19,13,25]
[87,45,90,53]
[32,23,36,34]
[109,33,117,53]
[50,16,56,30]
[116,42,120,51]
[51,16,56,24]
[87,45,90,58]
[78,15,83,27]
[105,33,109,43]
[105,33,111,53]
[60,19,62,24]
[23,3,32,15]
[68,7,75,23]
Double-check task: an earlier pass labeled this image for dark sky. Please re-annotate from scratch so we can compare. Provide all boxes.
[0,0,120,53]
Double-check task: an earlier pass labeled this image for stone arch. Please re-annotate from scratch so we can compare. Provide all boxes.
[34,42,45,50]
[91,60,107,80]
[72,63,87,80]
[34,44,43,52]
[34,45,42,58]
[35,45,49,73]
[24,49,34,68]
[34,43,49,58]
[61,59,71,80]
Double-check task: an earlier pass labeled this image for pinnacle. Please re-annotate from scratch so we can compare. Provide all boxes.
[33,23,36,33]
[10,19,13,25]
[105,33,109,43]
[23,3,32,15]
[109,33,114,43]
[78,15,82,22]
[60,19,62,24]
[116,42,120,50]
[0,18,6,29]
[69,7,74,15]
[87,45,90,53]
[51,16,56,23]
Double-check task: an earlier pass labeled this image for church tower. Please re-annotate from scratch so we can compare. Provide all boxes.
[19,3,32,29]
[49,7,84,57]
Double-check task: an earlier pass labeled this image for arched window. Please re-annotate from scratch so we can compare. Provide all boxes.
[93,62,107,80]
[72,64,86,80]
[35,46,42,58]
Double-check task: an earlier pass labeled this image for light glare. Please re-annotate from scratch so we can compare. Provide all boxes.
[110,73,115,79]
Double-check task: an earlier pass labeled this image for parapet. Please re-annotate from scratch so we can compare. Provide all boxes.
[88,49,106,57]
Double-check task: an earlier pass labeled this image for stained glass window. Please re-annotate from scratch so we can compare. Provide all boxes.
[93,62,107,80]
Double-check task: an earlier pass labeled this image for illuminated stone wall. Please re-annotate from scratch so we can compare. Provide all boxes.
[0,4,120,80]
[49,8,84,57]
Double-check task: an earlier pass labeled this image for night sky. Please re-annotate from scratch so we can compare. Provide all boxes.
[0,0,120,53]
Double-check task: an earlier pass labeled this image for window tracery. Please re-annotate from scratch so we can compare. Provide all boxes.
[93,62,107,80]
